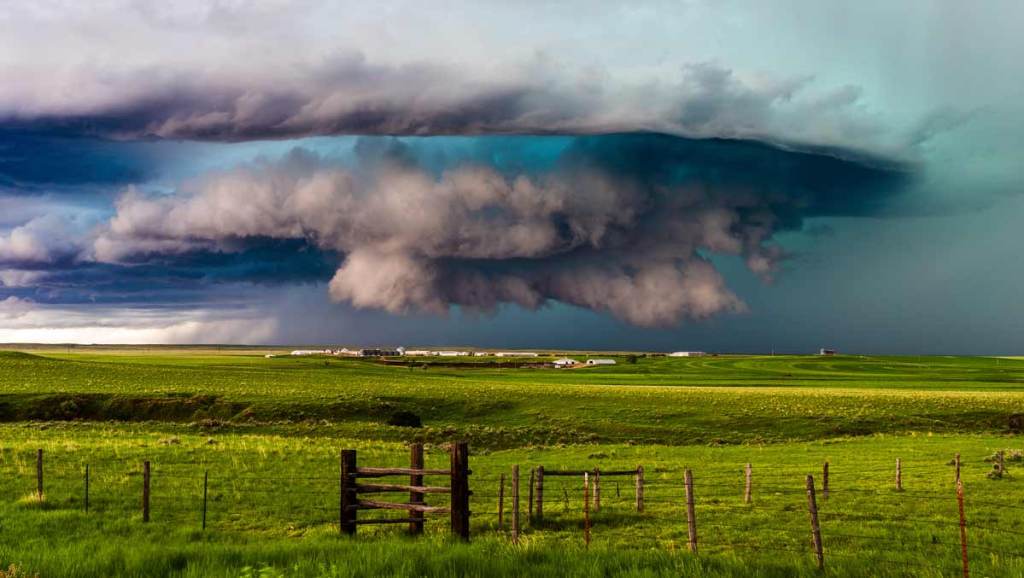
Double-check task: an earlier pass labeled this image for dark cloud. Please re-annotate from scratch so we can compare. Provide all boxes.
[0,131,164,188]
[89,133,912,326]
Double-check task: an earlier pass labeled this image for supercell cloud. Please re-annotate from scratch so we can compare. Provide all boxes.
[0,1,1020,346]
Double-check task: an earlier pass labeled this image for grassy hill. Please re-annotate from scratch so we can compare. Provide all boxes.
[0,350,1023,576]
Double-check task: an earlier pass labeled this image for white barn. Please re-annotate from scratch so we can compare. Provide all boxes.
[552,357,578,368]
[586,359,616,366]
[495,352,539,358]
[669,351,706,357]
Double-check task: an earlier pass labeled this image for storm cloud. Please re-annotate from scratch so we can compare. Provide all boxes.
[92,134,910,326]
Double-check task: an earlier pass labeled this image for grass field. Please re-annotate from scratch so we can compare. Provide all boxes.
[1,349,1024,577]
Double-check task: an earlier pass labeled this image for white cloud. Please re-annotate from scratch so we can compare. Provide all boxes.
[0,302,278,344]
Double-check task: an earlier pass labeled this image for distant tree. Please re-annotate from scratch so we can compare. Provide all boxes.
[626,354,638,364]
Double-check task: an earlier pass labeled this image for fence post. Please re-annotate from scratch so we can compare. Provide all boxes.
[997,450,1006,477]
[528,467,535,523]
[806,474,824,571]
[822,461,830,500]
[744,463,752,504]
[583,472,591,548]
[955,453,961,484]
[450,441,470,541]
[202,470,209,530]
[84,464,90,513]
[409,443,424,535]
[536,466,544,523]
[340,449,357,535]
[685,468,697,554]
[896,458,903,491]
[498,473,506,530]
[36,449,43,499]
[957,479,969,578]
[635,465,645,512]
[512,465,520,544]
[142,461,151,523]
[593,468,601,513]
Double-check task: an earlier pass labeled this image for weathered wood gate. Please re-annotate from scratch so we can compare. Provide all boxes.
[339,441,471,540]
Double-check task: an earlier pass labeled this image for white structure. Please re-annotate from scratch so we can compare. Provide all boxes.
[669,351,706,357]
[552,357,578,368]
[290,350,330,356]
[437,351,470,357]
[334,348,360,357]
[473,351,492,356]
[586,359,617,366]
[819,348,837,356]
[495,352,539,358]
[404,350,434,356]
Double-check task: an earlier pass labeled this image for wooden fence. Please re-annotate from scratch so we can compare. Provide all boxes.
[16,448,1019,577]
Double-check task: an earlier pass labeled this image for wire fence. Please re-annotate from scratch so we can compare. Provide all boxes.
[2,446,1023,576]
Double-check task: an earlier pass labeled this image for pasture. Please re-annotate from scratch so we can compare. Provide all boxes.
[1,349,1023,577]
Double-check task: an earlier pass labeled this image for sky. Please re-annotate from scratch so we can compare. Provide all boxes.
[0,1,1022,353]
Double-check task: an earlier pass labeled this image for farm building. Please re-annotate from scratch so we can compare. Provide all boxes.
[819,348,837,356]
[586,359,616,366]
[360,348,402,357]
[495,352,539,358]
[403,350,434,356]
[669,351,706,357]
[552,357,578,368]
[290,350,330,356]
[436,351,470,357]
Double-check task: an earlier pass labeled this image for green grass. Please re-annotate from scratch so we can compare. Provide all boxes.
[1,349,1024,576]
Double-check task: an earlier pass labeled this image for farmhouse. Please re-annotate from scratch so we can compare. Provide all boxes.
[669,351,706,357]
[586,358,616,366]
[552,357,578,368]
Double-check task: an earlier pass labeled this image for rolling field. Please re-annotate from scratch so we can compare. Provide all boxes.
[1,350,1024,577]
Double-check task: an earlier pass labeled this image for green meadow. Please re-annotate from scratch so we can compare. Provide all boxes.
[1,349,1024,577]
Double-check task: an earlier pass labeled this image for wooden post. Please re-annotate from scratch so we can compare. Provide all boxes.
[512,465,520,544]
[593,468,601,513]
[84,464,90,513]
[957,479,969,578]
[528,468,535,522]
[535,466,544,523]
[202,470,208,531]
[498,473,506,530]
[806,474,824,571]
[896,458,903,491]
[409,443,424,535]
[142,461,151,523]
[36,449,43,499]
[450,441,470,541]
[684,468,697,554]
[583,472,591,548]
[822,461,830,500]
[340,450,357,535]
[997,450,1005,477]
[635,465,645,512]
[744,463,752,504]
[955,453,961,484]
